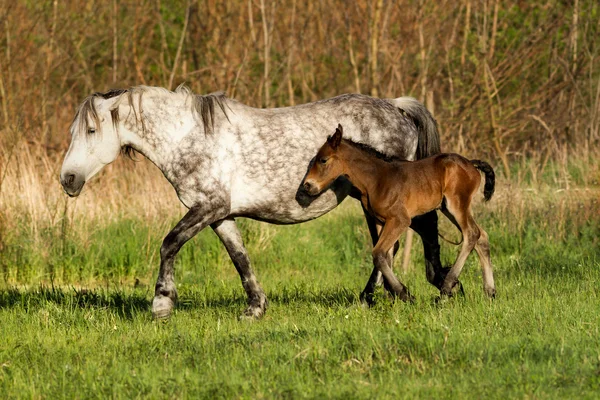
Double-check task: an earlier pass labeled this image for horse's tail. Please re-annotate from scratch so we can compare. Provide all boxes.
[471,160,495,202]
[390,97,440,159]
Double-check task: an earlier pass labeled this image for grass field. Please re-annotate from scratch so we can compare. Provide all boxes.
[1,0,598,397]
[1,177,599,398]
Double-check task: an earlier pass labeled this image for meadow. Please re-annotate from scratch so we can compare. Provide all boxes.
[1,157,599,398]
[1,1,599,398]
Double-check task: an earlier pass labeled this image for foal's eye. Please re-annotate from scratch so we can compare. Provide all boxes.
[87,127,96,135]
[320,158,328,164]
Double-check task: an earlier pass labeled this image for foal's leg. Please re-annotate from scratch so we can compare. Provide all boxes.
[211,218,268,318]
[440,200,480,297]
[152,204,229,318]
[360,206,399,305]
[473,226,496,298]
[372,216,414,302]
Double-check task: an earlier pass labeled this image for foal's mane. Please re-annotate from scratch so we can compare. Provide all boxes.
[72,85,229,138]
[342,139,406,163]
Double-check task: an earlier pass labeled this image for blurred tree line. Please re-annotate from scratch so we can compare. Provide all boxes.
[0,0,598,177]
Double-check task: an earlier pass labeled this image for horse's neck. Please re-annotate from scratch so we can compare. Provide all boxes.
[120,98,197,169]
[339,144,386,195]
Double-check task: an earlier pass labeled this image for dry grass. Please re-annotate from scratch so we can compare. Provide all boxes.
[0,137,597,280]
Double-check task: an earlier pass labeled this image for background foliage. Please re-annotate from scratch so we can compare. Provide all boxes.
[1,0,598,166]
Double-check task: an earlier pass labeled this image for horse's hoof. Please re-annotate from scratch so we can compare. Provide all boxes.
[240,297,268,320]
[240,305,265,320]
[152,296,175,319]
[359,292,375,307]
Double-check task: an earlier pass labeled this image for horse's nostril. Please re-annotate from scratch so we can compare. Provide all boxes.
[66,174,75,186]
[303,181,314,192]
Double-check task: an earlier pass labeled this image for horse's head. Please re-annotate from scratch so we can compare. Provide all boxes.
[60,90,127,197]
[302,124,345,196]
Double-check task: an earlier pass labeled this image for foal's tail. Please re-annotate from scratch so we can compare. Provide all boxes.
[471,160,495,202]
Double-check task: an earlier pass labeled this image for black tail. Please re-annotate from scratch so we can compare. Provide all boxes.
[392,97,440,159]
[471,160,495,201]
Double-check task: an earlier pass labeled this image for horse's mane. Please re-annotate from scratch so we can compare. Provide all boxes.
[72,85,229,138]
[341,138,406,163]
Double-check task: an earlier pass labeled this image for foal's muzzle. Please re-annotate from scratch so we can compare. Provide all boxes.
[302,180,320,196]
[60,172,85,197]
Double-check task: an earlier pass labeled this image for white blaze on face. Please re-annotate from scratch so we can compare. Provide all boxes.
[60,95,123,196]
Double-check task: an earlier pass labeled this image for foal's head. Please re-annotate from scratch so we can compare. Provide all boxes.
[302,124,345,196]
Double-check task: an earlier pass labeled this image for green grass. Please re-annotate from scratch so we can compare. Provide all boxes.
[1,197,599,398]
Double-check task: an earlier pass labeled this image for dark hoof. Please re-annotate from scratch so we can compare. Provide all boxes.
[400,291,416,304]
[436,267,464,297]
[359,291,376,307]
[440,277,461,298]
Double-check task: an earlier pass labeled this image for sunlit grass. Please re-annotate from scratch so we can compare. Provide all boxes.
[1,190,599,398]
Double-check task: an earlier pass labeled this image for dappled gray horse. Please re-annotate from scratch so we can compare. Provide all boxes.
[60,85,446,318]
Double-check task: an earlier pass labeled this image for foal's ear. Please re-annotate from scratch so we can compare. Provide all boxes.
[327,124,343,149]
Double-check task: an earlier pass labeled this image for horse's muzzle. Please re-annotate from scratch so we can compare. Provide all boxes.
[60,173,85,197]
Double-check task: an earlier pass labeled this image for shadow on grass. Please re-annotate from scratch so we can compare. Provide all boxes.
[0,285,361,318]
[178,285,360,312]
[1,284,375,318]
[0,286,151,319]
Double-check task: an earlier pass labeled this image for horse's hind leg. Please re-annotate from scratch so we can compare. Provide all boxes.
[153,203,229,319]
[410,211,451,290]
[440,199,480,297]
[474,226,496,298]
[212,218,268,318]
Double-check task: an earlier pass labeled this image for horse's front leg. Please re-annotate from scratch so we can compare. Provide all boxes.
[211,218,268,319]
[152,204,228,319]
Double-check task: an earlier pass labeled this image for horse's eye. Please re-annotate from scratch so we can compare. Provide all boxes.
[87,127,96,135]
[320,158,328,164]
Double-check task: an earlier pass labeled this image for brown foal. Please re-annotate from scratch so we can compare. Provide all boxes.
[302,124,496,301]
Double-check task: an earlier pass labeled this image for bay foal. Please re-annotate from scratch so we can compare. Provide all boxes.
[302,124,496,300]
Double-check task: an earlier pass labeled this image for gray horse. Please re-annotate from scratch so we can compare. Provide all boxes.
[60,85,447,318]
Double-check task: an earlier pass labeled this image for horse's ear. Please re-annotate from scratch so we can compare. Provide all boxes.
[96,89,127,111]
[329,124,343,149]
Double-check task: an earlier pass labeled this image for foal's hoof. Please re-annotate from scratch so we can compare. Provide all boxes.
[438,269,464,298]
[152,296,175,319]
[446,281,466,297]
[400,292,416,304]
[484,286,496,299]
[440,281,460,298]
